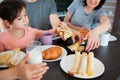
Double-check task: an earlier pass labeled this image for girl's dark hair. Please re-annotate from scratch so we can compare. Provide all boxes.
[83,0,106,10]
[0,0,26,24]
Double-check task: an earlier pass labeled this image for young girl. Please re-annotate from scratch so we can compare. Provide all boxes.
[0,0,56,52]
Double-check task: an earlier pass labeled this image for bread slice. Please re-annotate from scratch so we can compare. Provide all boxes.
[87,52,95,76]
[68,50,81,76]
[78,52,88,76]
[57,26,73,41]
[7,48,20,68]
[67,42,80,52]
[0,52,11,65]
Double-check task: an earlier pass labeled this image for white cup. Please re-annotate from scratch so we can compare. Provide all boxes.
[99,32,110,46]
[26,41,42,64]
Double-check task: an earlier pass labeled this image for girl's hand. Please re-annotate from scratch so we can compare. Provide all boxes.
[49,28,58,37]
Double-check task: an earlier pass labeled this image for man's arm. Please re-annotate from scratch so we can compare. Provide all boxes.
[49,14,61,29]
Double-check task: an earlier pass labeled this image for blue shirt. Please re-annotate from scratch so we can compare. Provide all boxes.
[23,0,57,30]
[68,0,106,29]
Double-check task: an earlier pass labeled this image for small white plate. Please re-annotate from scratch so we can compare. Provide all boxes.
[0,50,25,67]
[41,45,67,62]
[60,54,105,79]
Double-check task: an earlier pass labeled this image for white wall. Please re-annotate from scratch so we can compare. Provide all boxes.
[0,0,3,2]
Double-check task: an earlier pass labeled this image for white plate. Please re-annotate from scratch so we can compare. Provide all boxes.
[0,50,25,67]
[60,54,105,79]
[41,45,67,62]
[109,35,117,41]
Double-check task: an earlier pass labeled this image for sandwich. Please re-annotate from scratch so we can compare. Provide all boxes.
[7,48,20,68]
[68,50,81,76]
[87,52,95,76]
[78,52,88,76]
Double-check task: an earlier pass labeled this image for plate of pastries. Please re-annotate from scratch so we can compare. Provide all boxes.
[0,48,25,68]
[60,45,105,79]
[41,45,67,62]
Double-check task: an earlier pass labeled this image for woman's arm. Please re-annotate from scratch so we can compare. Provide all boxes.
[92,16,111,35]
[64,12,83,30]
[85,16,111,51]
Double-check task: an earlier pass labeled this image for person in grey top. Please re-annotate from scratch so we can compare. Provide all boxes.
[64,0,111,51]
[23,0,61,30]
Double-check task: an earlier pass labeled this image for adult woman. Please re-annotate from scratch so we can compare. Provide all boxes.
[64,0,111,51]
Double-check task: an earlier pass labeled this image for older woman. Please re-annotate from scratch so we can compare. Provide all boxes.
[64,0,111,51]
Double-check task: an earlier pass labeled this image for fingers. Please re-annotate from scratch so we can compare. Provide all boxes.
[71,35,75,43]
[32,68,48,79]
[30,62,49,74]
[85,40,99,52]
[31,63,49,80]
[59,22,68,28]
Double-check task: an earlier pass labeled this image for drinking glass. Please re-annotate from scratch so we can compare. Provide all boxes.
[26,41,42,64]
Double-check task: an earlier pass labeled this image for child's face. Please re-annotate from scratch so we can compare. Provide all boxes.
[86,0,100,9]
[10,8,29,29]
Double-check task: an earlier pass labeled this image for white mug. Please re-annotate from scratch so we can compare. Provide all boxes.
[99,32,110,46]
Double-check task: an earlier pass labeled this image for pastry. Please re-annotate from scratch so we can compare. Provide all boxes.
[42,46,62,60]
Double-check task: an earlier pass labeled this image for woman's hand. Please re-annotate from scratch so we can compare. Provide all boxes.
[84,30,100,52]
[71,29,83,43]
[15,54,49,80]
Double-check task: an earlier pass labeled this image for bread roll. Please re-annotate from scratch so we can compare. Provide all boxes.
[42,46,62,60]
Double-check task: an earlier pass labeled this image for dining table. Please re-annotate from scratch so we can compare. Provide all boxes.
[0,33,120,80]
[41,33,120,80]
